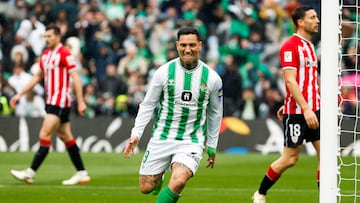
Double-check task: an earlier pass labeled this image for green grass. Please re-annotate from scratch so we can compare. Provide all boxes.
[0,152,322,202]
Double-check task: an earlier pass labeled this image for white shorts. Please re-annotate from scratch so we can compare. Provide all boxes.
[139,139,204,176]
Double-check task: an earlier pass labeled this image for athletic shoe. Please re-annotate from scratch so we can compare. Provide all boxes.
[252,191,266,203]
[152,173,165,195]
[10,168,36,184]
[62,171,90,185]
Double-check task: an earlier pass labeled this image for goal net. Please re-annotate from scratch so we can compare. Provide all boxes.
[337,0,360,202]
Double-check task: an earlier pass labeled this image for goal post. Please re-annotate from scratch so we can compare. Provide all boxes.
[320,0,339,202]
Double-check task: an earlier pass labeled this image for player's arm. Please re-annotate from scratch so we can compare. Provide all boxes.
[10,70,43,108]
[124,67,164,158]
[206,77,223,168]
[283,68,319,129]
[70,70,87,116]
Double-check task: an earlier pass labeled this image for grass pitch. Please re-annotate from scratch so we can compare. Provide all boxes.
[0,152,321,202]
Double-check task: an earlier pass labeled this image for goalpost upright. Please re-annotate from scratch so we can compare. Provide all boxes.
[320,0,339,202]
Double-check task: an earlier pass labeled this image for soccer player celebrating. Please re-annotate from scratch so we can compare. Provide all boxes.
[124,26,223,203]
[253,6,320,203]
[10,24,90,185]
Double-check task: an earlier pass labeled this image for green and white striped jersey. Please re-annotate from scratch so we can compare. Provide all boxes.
[131,58,223,149]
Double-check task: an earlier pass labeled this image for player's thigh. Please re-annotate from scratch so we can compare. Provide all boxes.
[39,114,61,139]
[171,144,203,176]
[139,140,175,175]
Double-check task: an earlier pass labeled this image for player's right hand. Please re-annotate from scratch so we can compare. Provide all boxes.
[124,136,139,158]
[9,94,21,108]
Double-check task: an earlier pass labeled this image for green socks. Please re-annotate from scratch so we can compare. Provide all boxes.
[155,185,180,203]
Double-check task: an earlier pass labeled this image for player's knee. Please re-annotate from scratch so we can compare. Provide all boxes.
[139,184,154,194]
[287,157,298,168]
[39,129,51,140]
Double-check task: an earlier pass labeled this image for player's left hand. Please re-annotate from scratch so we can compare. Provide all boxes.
[206,147,216,168]
[77,101,87,116]
[277,105,284,121]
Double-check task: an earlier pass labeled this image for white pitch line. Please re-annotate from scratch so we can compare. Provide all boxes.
[0,184,318,193]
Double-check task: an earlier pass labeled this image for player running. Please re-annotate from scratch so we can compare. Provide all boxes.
[124,26,223,203]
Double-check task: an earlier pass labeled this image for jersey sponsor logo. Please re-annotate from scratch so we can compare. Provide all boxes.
[181,91,192,101]
[305,58,317,67]
[175,100,197,107]
[284,51,292,62]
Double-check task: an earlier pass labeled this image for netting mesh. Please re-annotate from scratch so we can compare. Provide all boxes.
[338,0,360,202]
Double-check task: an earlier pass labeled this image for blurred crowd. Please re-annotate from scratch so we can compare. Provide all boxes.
[0,0,327,120]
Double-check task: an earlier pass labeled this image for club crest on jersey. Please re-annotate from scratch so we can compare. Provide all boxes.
[200,83,207,91]
[168,79,175,86]
[181,91,192,101]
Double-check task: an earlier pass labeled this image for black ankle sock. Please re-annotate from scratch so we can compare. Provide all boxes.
[67,144,85,171]
[258,175,276,195]
[30,146,49,171]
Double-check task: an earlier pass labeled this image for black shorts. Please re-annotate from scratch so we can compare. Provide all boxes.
[45,105,71,123]
[283,110,320,147]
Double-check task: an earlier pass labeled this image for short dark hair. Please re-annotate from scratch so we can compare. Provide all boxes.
[292,6,315,28]
[45,24,61,35]
[177,26,201,41]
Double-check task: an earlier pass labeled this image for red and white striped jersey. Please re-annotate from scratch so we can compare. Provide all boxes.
[280,34,320,114]
[39,44,77,108]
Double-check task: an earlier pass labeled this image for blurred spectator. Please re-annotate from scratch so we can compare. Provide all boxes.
[126,71,145,117]
[10,44,29,68]
[0,70,15,116]
[261,87,283,118]
[239,87,261,120]
[283,0,301,16]
[92,42,115,83]
[0,0,327,119]
[15,90,46,118]
[8,63,44,97]
[83,83,99,118]
[49,0,79,25]
[100,0,126,22]
[0,0,27,22]
[0,17,15,73]
[149,14,174,65]
[98,63,127,117]
[117,43,149,80]
[340,86,356,115]
[65,36,91,86]
[15,13,45,58]
[219,55,243,117]
[259,0,286,43]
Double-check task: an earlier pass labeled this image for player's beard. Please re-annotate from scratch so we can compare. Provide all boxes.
[305,25,319,35]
